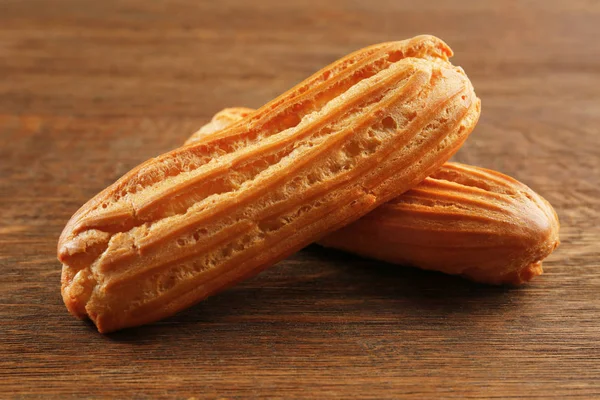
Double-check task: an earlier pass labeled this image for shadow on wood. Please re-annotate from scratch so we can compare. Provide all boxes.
[107,244,521,343]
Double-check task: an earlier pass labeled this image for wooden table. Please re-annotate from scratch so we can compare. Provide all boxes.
[1,1,599,398]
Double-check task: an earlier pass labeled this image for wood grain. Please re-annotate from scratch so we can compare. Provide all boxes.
[1,0,599,398]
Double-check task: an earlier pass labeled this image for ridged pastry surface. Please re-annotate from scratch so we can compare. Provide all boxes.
[320,163,560,284]
[58,35,480,332]
[193,107,255,140]
[198,108,560,284]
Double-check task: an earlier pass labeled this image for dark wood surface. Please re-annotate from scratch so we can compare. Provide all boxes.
[1,1,599,398]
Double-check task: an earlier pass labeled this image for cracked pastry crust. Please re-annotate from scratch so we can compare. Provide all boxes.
[198,108,559,285]
[58,35,480,333]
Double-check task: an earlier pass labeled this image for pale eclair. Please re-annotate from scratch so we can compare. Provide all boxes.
[58,35,480,332]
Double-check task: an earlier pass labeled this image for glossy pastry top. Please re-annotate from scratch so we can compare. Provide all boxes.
[320,162,560,284]
[57,35,480,332]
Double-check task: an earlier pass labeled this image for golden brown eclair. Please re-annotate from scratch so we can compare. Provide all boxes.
[58,35,480,333]
[320,164,560,285]
[195,108,560,285]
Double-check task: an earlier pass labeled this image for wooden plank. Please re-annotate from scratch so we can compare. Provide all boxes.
[1,0,598,397]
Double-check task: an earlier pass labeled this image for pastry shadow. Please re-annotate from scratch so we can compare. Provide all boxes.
[108,244,524,342]
[300,245,521,309]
